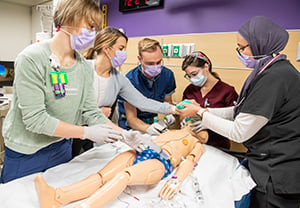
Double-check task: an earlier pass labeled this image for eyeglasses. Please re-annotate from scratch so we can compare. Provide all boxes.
[236,44,249,55]
[184,69,201,79]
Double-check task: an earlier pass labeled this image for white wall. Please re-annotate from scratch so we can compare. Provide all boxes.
[31,5,42,42]
[0,1,53,61]
[0,2,31,61]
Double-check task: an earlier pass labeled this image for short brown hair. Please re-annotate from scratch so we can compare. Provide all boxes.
[54,0,102,31]
[138,38,162,57]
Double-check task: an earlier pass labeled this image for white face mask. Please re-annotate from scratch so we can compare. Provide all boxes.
[189,73,207,87]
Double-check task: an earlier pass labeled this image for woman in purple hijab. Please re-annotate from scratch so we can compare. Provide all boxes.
[178,16,300,208]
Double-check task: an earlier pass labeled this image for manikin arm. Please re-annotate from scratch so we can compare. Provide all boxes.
[190,124,209,144]
[160,141,204,199]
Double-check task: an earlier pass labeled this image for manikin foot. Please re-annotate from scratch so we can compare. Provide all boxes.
[34,174,61,208]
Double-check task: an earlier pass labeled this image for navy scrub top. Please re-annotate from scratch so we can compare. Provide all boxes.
[118,65,176,130]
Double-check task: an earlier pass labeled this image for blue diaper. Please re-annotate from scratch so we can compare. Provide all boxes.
[134,147,173,179]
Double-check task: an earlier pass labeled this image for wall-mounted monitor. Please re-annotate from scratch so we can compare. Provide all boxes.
[0,61,14,87]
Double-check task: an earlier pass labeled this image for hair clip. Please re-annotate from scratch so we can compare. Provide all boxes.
[190,51,211,66]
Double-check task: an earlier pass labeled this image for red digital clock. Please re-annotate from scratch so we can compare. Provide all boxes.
[119,0,163,12]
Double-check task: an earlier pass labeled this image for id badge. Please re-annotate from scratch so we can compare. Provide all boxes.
[50,72,68,98]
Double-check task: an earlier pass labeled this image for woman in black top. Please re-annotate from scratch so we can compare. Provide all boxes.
[178,16,300,208]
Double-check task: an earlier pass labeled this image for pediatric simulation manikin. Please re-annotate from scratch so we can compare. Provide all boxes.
[34,126,208,208]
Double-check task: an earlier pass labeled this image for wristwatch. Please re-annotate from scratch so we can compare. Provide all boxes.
[196,108,209,119]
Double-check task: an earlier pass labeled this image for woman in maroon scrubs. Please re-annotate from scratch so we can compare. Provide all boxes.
[181,51,238,149]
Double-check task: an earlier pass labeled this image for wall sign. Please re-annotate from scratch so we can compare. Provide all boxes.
[119,0,163,12]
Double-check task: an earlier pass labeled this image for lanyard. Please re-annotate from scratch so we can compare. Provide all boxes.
[49,54,68,98]
[258,54,281,75]
[234,54,281,111]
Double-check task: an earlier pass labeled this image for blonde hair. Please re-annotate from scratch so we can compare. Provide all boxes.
[84,27,128,59]
[138,38,162,57]
[54,0,102,30]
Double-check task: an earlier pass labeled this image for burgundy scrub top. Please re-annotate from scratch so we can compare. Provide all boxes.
[183,80,238,149]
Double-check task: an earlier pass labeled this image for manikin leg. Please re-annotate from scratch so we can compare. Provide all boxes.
[76,159,165,208]
[97,150,136,184]
[34,174,102,208]
[34,150,136,208]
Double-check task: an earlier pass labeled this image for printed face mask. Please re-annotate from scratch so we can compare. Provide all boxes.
[69,28,96,51]
[143,64,162,77]
[237,52,258,69]
[189,72,207,87]
[110,50,127,68]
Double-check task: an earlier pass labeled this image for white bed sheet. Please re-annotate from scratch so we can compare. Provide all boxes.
[0,142,256,208]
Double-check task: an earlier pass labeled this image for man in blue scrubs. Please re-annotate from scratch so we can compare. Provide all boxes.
[118,38,176,134]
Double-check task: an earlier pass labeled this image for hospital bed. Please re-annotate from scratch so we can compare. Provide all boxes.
[0,142,255,208]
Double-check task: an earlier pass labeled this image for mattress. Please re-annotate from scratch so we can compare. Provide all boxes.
[0,142,256,208]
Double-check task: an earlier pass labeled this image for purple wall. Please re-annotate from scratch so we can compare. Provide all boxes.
[101,0,300,37]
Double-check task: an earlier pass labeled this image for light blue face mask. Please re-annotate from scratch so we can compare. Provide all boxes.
[189,73,207,87]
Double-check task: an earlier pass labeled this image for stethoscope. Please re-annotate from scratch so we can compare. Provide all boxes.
[257,54,281,75]
[204,98,210,108]
[234,54,282,108]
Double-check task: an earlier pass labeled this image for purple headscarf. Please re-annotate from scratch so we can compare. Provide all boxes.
[238,16,289,58]
[234,16,289,117]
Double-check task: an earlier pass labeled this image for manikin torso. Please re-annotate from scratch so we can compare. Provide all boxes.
[153,127,206,167]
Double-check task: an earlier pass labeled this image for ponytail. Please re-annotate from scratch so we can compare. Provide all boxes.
[83,47,96,60]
